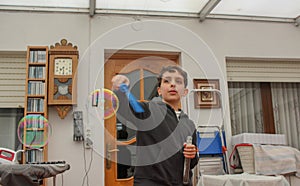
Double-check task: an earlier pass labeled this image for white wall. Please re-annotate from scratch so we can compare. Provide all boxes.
[1,11,300,185]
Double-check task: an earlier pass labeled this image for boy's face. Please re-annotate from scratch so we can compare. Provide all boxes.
[157,70,188,106]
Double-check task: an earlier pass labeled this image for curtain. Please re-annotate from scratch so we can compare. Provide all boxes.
[228,82,264,135]
[271,83,300,149]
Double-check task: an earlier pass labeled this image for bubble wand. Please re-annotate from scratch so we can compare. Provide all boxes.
[119,83,144,113]
[183,136,192,185]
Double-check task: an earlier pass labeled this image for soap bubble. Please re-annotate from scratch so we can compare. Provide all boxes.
[17,115,51,149]
[91,88,119,119]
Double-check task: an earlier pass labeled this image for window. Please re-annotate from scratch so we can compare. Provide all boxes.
[0,51,26,108]
[0,108,24,150]
[228,82,300,149]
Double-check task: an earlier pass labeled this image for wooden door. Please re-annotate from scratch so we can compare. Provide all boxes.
[104,50,179,186]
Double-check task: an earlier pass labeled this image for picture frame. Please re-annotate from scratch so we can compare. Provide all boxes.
[193,79,220,108]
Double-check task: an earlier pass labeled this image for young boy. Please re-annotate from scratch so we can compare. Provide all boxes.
[112,65,199,186]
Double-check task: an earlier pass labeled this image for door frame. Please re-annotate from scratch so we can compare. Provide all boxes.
[104,49,180,186]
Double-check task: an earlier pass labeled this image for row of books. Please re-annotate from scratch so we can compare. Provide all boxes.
[23,115,46,129]
[25,131,45,145]
[27,98,44,112]
[28,66,45,79]
[25,148,44,163]
[28,81,45,95]
[29,50,46,63]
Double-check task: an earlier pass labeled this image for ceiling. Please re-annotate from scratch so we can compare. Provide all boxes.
[0,0,299,23]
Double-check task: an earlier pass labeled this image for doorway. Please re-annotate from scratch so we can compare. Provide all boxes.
[104,49,179,186]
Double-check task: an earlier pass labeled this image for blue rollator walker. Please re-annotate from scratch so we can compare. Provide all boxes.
[185,88,230,181]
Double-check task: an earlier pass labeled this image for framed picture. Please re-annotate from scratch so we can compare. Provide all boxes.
[193,79,220,108]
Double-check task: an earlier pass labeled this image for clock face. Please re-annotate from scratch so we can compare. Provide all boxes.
[54,58,72,75]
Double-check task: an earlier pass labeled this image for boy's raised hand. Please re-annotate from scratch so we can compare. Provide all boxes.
[112,75,130,91]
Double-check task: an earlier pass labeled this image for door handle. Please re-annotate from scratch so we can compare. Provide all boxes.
[106,143,119,169]
[108,149,119,153]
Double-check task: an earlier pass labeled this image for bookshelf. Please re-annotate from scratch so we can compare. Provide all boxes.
[23,46,49,166]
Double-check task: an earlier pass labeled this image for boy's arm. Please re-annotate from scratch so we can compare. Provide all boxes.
[119,83,144,113]
[112,75,149,122]
[114,89,149,123]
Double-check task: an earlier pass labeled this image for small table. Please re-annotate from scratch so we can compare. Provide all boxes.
[0,163,70,186]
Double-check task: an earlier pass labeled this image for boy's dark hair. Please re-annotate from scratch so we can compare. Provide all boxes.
[157,66,188,88]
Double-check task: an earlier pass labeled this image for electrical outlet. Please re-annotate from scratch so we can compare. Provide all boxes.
[84,128,92,148]
[85,137,93,149]
[86,128,91,137]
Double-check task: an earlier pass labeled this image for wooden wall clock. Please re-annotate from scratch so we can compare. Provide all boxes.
[48,39,78,119]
